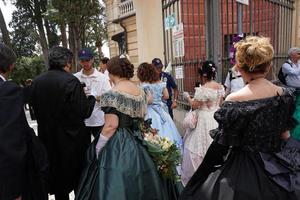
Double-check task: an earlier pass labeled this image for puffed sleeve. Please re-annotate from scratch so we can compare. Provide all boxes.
[193,86,218,101]
[100,90,147,118]
[193,86,203,100]
[100,92,119,115]
[210,102,248,146]
[279,89,297,132]
[160,81,167,88]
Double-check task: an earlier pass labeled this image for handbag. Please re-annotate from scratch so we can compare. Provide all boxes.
[182,110,198,129]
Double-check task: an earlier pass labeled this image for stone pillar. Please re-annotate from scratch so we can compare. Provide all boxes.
[133,0,164,63]
[292,0,300,47]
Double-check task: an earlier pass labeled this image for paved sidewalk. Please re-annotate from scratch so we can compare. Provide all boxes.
[173,107,188,136]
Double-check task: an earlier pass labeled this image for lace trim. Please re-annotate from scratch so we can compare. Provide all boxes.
[211,90,296,152]
[100,89,147,118]
[194,86,224,101]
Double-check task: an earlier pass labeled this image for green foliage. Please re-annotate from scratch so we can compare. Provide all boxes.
[9,56,46,85]
[9,8,38,57]
[7,0,107,68]
[47,0,107,48]
[85,11,107,47]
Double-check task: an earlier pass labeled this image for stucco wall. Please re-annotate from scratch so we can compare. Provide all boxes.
[133,0,164,64]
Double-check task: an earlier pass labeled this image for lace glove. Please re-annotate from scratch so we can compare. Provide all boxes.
[95,134,109,157]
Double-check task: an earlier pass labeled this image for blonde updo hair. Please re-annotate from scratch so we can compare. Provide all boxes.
[235,36,274,73]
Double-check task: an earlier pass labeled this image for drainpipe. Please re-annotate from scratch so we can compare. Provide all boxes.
[112,13,134,54]
[119,21,128,54]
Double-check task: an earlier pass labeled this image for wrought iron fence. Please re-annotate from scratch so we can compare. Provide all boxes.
[162,0,206,106]
[220,0,294,82]
[161,0,294,107]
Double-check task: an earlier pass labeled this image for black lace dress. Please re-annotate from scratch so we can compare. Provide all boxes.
[180,88,300,200]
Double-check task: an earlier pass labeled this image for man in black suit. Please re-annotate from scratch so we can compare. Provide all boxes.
[30,46,96,200]
[0,43,26,200]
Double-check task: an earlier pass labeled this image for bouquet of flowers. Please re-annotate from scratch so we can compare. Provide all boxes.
[139,119,181,181]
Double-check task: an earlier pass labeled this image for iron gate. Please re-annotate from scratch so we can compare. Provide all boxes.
[162,0,294,99]
[219,0,294,82]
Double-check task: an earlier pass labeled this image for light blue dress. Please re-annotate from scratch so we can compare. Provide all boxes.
[142,82,183,149]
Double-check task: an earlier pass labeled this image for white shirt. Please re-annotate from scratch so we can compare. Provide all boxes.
[282,59,300,88]
[101,69,109,79]
[0,74,6,82]
[224,69,244,94]
[100,69,114,87]
[74,69,112,127]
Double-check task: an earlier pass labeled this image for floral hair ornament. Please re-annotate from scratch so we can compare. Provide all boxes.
[119,54,130,61]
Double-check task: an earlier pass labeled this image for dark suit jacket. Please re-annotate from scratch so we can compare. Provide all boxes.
[0,79,27,199]
[30,69,95,194]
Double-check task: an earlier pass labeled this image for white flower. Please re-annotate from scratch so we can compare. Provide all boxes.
[161,137,173,150]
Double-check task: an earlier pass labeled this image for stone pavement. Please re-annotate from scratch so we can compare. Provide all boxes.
[173,107,188,136]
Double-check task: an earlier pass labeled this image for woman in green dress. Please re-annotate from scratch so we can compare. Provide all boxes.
[75,56,179,200]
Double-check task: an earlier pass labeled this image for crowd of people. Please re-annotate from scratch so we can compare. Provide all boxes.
[1,35,300,200]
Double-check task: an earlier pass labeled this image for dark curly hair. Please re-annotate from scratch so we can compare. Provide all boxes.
[137,62,160,83]
[107,56,134,79]
[49,46,73,70]
[101,57,109,64]
[198,60,217,80]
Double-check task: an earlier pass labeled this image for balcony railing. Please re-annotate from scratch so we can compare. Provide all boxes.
[119,0,135,18]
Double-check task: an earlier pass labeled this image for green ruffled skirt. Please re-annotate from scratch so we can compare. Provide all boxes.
[291,91,300,141]
[75,127,181,200]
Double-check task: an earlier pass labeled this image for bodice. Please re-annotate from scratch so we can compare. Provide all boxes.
[193,86,224,110]
[99,89,147,119]
[210,88,297,152]
[141,82,166,105]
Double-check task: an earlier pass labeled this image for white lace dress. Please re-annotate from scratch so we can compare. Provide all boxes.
[181,85,224,186]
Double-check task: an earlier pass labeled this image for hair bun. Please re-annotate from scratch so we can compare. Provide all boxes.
[235,36,274,72]
[107,56,134,79]
[120,58,134,79]
[199,60,217,80]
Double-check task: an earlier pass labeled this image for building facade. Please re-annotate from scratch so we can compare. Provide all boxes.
[105,0,300,91]
[105,0,164,79]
